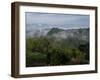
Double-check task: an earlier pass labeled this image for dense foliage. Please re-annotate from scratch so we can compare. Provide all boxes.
[26,36,89,67]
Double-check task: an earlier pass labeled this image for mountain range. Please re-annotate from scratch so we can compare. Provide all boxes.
[26,27,89,42]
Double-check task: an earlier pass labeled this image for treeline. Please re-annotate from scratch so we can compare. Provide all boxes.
[26,37,89,67]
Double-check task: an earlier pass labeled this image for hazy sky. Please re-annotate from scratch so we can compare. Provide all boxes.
[25,12,89,30]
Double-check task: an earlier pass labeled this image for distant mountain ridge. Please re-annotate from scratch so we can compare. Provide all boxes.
[47,28,89,39]
[47,28,64,35]
[26,27,89,42]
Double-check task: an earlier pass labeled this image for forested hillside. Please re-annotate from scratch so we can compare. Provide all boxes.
[26,28,89,67]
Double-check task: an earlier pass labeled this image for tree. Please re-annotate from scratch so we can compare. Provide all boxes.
[78,43,89,61]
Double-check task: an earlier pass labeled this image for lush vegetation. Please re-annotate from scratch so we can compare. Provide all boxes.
[26,35,89,67]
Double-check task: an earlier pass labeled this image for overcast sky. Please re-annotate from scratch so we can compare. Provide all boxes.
[25,12,89,30]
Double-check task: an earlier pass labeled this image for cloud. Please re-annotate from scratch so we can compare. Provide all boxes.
[25,12,89,30]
